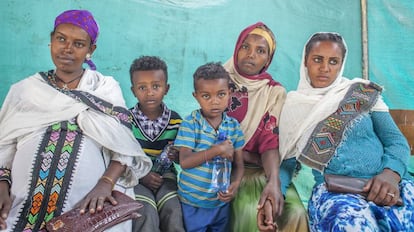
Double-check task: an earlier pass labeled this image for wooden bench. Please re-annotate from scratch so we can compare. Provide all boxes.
[389,109,414,155]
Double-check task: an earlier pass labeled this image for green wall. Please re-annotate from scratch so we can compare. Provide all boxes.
[1,0,412,117]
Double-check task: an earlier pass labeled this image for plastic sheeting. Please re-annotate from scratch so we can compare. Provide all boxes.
[0,0,412,116]
[368,0,414,109]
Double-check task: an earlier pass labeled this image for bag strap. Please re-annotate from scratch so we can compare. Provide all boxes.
[39,71,133,129]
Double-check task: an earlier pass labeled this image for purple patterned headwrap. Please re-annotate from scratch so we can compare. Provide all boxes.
[54,10,99,70]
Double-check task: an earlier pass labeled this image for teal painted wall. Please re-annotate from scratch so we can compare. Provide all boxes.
[1,0,412,117]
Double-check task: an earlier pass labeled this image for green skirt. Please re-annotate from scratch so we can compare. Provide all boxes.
[231,166,309,232]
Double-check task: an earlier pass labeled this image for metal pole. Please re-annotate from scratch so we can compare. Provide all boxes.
[361,0,369,80]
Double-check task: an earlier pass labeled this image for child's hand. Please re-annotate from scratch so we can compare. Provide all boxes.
[167,146,180,162]
[217,182,239,202]
[216,140,234,161]
[257,199,277,232]
[141,172,163,192]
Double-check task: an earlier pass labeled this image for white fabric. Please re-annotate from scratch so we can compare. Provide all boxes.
[223,58,286,142]
[279,33,388,161]
[0,70,152,231]
[0,70,152,183]
[7,130,133,231]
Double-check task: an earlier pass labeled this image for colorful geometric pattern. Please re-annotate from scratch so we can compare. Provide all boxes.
[298,82,382,172]
[40,70,133,129]
[325,117,344,131]
[130,107,182,175]
[70,90,133,129]
[13,119,82,231]
[311,132,335,154]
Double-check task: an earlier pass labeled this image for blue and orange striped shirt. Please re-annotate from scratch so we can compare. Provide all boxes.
[174,109,244,208]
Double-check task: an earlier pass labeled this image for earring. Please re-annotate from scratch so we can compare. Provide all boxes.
[86,53,91,60]
[48,43,51,47]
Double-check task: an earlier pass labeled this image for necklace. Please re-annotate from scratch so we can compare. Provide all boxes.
[52,69,84,90]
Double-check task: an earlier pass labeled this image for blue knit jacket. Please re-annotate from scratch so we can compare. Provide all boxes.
[313,111,411,185]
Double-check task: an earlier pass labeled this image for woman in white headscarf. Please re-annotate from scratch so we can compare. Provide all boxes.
[279,32,414,231]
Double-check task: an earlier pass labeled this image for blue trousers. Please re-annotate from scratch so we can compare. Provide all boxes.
[181,202,230,232]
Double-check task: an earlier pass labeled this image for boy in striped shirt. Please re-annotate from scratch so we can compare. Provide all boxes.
[129,56,185,232]
[174,62,245,231]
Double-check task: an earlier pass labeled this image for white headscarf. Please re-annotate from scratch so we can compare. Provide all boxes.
[279,32,388,161]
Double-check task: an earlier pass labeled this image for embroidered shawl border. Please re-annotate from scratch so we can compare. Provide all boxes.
[298,82,382,172]
[14,120,82,231]
[40,70,133,129]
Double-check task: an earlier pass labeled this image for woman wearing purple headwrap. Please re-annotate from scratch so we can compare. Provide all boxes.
[0,10,151,231]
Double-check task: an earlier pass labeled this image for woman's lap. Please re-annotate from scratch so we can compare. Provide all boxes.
[231,167,308,232]
[231,167,266,231]
[309,179,414,232]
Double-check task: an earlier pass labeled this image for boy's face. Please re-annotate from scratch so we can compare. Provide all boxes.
[131,70,169,115]
[193,78,230,120]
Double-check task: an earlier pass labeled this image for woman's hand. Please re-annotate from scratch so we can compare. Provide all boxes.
[257,149,284,223]
[141,172,163,192]
[257,199,277,232]
[0,182,12,230]
[78,178,115,215]
[363,168,401,206]
[77,161,126,214]
[258,181,284,219]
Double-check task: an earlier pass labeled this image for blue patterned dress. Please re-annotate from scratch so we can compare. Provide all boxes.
[310,180,414,231]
